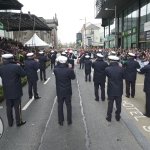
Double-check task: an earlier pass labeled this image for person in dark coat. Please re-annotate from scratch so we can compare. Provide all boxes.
[37,51,48,81]
[123,53,140,98]
[68,50,77,69]
[105,56,125,122]
[54,56,76,126]
[84,55,92,82]
[49,50,56,70]
[78,52,85,69]
[24,53,41,99]
[0,54,26,127]
[92,53,108,101]
[140,63,150,118]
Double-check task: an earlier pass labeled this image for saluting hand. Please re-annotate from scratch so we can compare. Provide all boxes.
[118,63,122,67]
[68,63,72,68]
[34,59,39,62]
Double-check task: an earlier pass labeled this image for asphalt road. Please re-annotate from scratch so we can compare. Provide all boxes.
[0,61,150,150]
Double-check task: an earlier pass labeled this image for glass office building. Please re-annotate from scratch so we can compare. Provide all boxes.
[95,0,150,49]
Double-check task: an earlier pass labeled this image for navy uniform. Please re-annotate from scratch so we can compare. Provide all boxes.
[49,50,56,69]
[78,52,85,69]
[68,50,77,69]
[37,51,48,81]
[84,55,92,82]
[105,56,125,122]
[54,56,76,126]
[24,53,41,99]
[92,53,108,101]
[124,53,140,98]
[140,63,150,117]
[0,54,26,127]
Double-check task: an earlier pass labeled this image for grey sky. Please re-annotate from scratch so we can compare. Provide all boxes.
[18,0,101,43]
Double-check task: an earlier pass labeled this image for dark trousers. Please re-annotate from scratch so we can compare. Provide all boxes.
[51,61,55,69]
[85,73,91,81]
[6,97,22,125]
[107,96,122,118]
[40,69,46,80]
[28,81,38,98]
[79,62,84,69]
[69,60,74,69]
[57,96,72,123]
[126,80,135,97]
[145,93,150,116]
[94,82,105,100]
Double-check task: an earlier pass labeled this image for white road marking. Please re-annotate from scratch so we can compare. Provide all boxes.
[0,106,3,109]
[44,78,50,84]
[22,97,34,110]
[136,84,144,85]
[52,73,54,74]
[37,69,40,72]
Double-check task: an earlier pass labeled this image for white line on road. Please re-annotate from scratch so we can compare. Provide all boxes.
[22,97,34,110]
[136,84,144,85]
[44,77,50,84]
[0,106,3,109]
[37,69,40,72]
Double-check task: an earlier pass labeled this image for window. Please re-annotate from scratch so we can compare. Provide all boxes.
[147,0,150,21]
[100,37,103,43]
[127,6,132,29]
[118,14,122,32]
[132,3,138,28]
[110,19,115,35]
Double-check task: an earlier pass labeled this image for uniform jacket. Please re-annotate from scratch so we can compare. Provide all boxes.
[0,60,26,99]
[37,54,47,69]
[92,58,108,83]
[54,64,76,97]
[24,58,39,82]
[68,53,77,64]
[124,58,140,81]
[78,53,85,63]
[105,62,125,96]
[84,59,92,74]
[49,53,56,63]
[140,63,150,94]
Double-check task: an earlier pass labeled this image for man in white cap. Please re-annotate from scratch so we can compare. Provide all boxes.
[92,53,108,101]
[24,53,41,99]
[48,50,56,70]
[0,54,26,127]
[84,55,92,82]
[105,56,125,122]
[53,56,76,126]
[124,53,140,98]
[37,51,48,81]
[68,50,77,69]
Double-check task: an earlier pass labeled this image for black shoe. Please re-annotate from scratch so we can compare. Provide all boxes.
[101,99,105,101]
[44,79,47,81]
[85,80,87,82]
[116,116,121,121]
[126,95,130,98]
[58,122,63,126]
[29,97,32,99]
[89,80,91,82]
[95,99,99,101]
[35,96,41,99]
[143,114,150,118]
[68,120,72,125]
[131,96,134,98]
[106,117,111,122]
[17,121,26,127]
[41,79,43,81]
[9,123,13,127]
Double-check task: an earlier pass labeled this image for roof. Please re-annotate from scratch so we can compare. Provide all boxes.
[0,12,53,31]
[0,0,23,10]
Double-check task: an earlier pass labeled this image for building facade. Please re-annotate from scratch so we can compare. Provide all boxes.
[81,22,104,48]
[95,0,150,49]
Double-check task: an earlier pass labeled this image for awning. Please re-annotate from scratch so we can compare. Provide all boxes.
[0,0,23,10]
[0,12,53,31]
[0,22,3,30]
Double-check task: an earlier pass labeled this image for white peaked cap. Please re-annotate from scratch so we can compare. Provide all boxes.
[39,51,44,54]
[70,50,73,53]
[27,53,34,57]
[2,54,13,59]
[51,50,54,53]
[111,51,116,54]
[85,55,90,58]
[57,56,67,63]
[99,49,102,52]
[65,50,68,53]
[61,52,66,55]
[128,53,135,57]
[108,56,119,61]
[97,53,104,57]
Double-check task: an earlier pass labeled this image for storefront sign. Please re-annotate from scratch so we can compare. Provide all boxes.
[144,21,150,32]
[146,31,150,41]
[139,32,146,42]
[122,28,135,36]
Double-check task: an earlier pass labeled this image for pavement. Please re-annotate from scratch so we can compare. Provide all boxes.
[0,60,150,150]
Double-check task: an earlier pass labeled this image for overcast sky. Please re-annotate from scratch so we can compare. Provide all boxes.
[18,0,101,44]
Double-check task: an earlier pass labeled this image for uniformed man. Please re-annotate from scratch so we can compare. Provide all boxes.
[61,51,68,57]
[0,54,26,127]
[24,53,41,99]
[140,62,150,118]
[92,53,108,101]
[49,50,56,70]
[124,53,140,98]
[54,56,76,126]
[68,50,77,69]
[37,51,48,81]
[105,56,125,122]
[78,51,85,69]
[84,55,92,82]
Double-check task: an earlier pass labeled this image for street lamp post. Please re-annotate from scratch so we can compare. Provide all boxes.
[105,6,117,48]
[79,17,86,49]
